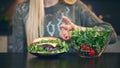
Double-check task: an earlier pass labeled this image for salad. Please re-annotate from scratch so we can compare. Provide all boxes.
[70,26,112,57]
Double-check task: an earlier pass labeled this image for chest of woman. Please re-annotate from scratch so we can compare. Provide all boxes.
[43,5,75,37]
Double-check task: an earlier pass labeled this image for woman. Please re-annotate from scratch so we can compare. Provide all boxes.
[7,0,118,53]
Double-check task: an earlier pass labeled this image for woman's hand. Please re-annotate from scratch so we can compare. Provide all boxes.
[59,16,79,40]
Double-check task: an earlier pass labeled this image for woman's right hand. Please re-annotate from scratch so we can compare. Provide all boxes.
[59,16,78,40]
[60,28,71,41]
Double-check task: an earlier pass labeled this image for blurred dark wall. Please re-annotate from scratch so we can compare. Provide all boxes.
[0,0,14,35]
[0,0,14,18]
[83,0,120,35]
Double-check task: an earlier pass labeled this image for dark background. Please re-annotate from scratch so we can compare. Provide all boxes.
[83,0,120,35]
[0,0,120,35]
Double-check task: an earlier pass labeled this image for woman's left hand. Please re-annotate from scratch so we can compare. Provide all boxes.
[59,16,78,40]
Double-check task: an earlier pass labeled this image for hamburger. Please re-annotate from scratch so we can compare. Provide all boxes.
[28,37,69,54]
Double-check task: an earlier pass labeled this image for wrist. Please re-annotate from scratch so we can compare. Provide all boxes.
[73,25,86,31]
[72,25,79,30]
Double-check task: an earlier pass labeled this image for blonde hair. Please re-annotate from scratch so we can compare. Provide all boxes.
[26,0,45,45]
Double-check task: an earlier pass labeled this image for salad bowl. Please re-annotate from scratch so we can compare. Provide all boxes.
[70,26,112,58]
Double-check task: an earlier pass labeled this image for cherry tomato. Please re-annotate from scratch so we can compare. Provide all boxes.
[81,45,91,51]
[89,49,96,56]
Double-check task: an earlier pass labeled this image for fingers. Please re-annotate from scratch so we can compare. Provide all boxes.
[59,28,70,40]
[62,16,73,25]
[60,24,73,31]
[62,16,77,30]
